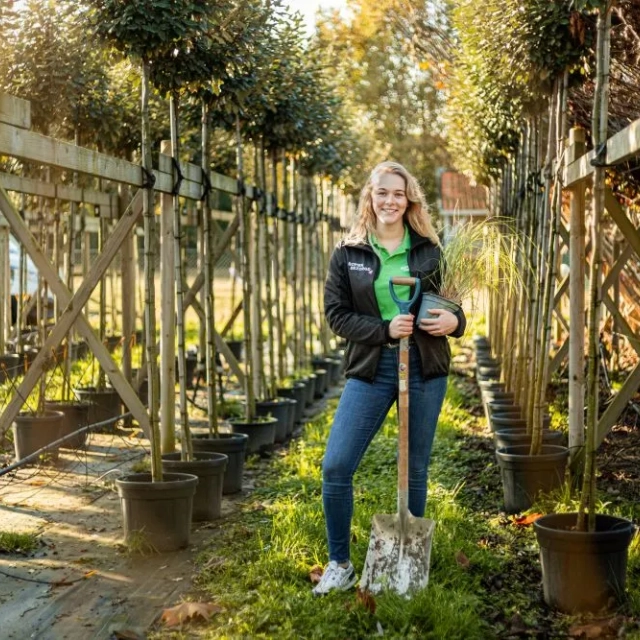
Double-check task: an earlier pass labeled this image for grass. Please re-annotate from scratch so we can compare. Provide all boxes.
[0,531,39,554]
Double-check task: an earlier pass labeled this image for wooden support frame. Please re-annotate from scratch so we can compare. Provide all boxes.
[0,172,116,211]
[0,99,257,202]
[0,187,150,438]
[596,361,640,447]
[564,116,640,186]
[604,189,640,259]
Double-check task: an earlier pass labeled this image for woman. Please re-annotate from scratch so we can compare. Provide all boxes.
[313,161,466,596]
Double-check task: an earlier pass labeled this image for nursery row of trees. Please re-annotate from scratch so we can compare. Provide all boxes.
[0,0,368,483]
[435,0,640,535]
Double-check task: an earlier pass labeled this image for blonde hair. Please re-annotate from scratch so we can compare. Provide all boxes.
[343,161,440,246]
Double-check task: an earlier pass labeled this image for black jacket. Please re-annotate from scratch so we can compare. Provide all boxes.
[324,226,466,382]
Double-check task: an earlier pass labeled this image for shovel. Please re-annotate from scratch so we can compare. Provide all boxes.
[359,276,436,597]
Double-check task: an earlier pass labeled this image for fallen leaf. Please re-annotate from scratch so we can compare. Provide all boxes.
[309,565,323,584]
[569,617,623,639]
[569,622,604,639]
[455,550,470,569]
[356,587,376,615]
[511,513,543,527]
[161,602,222,628]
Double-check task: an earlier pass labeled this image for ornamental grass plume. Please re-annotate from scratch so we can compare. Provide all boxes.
[435,218,520,304]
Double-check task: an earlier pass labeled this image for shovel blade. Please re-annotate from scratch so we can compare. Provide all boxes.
[359,513,435,597]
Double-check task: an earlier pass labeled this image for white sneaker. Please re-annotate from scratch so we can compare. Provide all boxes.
[312,561,357,596]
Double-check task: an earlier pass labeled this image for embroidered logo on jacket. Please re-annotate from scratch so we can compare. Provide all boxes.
[348,262,374,275]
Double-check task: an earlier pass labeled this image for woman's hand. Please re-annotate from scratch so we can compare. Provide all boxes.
[389,313,415,339]
[418,309,459,337]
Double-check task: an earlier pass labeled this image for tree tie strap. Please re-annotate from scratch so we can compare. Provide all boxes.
[140,166,156,190]
[200,168,212,202]
[171,157,184,196]
[590,142,614,168]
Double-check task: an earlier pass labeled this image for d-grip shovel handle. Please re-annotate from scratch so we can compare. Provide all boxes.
[389,277,420,528]
[388,277,421,315]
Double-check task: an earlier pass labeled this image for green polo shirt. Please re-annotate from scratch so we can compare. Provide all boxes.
[369,226,411,321]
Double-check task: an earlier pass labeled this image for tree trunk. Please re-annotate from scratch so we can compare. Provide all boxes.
[141,59,162,481]
[578,3,612,532]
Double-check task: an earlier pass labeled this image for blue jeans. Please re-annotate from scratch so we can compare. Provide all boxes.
[321,345,448,563]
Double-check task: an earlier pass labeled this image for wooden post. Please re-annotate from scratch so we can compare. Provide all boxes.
[120,187,135,386]
[0,220,8,353]
[159,139,176,453]
[568,127,586,466]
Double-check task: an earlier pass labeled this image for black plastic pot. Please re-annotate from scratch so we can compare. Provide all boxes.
[490,414,551,432]
[493,427,564,450]
[312,357,339,386]
[225,339,243,362]
[12,410,64,461]
[175,354,198,389]
[282,398,297,436]
[477,364,501,379]
[229,417,277,456]
[104,335,122,353]
[495,444,569,513]
[417,291,461,323]
[74,340,90,360]
[478,379,505,392]
[116,472,198,552]
[534,513,636,612]
[44,401,90,449]
[486,400,522,417]
[0,353,21,383]
[313,368,328,398]
[326,357,343,385]
[473,335,491,349]
[161,452,228,521]
[476,354,501,367]
[256,398,293,443]
[482,390,515,405]
[277,384,306,424]
[73,387,122,431]
[303,375,317,407]
[191,432,248,494]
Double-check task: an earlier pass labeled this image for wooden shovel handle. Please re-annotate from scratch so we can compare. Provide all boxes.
[390,276,417,287]
[397,336,410,520]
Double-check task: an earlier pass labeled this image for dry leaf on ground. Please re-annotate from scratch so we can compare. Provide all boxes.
[455,550,470,569]
[309,565,323,584]
[161,602,222,628]
[356,587,376,614]
[511,513,543,527]
[569,616,624,639]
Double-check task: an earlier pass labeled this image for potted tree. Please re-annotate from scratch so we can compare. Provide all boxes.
[44,341,91,449]
[86,0,200,552]
[185,2,280,491]
[533,6,634,613]
[12,379,64,463]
